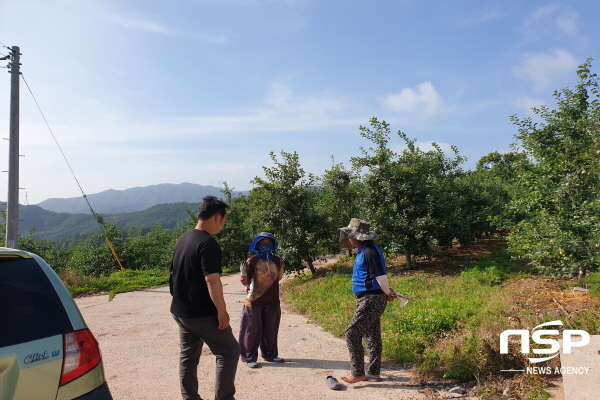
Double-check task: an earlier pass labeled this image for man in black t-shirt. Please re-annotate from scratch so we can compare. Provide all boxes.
[170,196,240,400]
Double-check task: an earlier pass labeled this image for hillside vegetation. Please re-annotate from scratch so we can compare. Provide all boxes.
[17,202,198,242]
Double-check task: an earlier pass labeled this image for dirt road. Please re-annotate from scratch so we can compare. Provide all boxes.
[76,273,435,400]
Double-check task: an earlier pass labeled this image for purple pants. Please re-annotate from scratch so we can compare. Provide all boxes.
[238,301,281,362]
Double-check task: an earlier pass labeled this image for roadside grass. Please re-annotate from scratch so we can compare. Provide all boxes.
[60,265,238,299]
[60,268,170,300]
[582,271,600,297]
[282,248,535,384]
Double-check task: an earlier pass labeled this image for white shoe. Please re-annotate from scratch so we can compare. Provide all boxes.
[247,362,259,368]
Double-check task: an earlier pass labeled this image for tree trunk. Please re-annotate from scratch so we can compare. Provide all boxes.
[305,257,316,277]
[405,252,412,269]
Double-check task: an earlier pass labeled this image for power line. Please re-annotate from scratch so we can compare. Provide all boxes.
[6,48,124,267]
[8,51,125,268]
[0,43,10,62]
[19,73,99,218]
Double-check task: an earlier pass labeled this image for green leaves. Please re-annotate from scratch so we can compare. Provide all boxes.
[247,151,325,275]
[507,59,600,276]
[351,117,477,263]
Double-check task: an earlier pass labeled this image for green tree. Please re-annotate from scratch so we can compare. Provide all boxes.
[64,216,128,276]
[507,59,600,277]
[19,228,72,271]
[122,224,183,270]
[468,151,532,235]
[315,159,362,255]
[248,151,327,276]
[351,118,466,267]
[475,151,529,176]
[68,241,117,277]
[216,184,254,270]
[432,172,488,248]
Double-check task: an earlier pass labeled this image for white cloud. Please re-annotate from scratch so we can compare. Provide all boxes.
[265,81,344,115]
[380,82,443,115]
[455,6,504,25]
[105,14,172,34]
[513,49,579,92]
[529,4,559,22]
[522,5,581,40]
[513,95,546,114]
[4,79,365,203]
[556,13,579,38]
[15,80,357,153]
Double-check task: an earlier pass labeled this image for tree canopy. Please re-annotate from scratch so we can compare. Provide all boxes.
[507,59,600,276]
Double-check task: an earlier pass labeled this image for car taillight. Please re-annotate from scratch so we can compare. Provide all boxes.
[60,329,102,386]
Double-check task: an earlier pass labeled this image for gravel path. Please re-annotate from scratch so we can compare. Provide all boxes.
[76,272,433,400]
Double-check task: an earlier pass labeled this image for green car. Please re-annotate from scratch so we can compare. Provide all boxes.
[0,248,113,400]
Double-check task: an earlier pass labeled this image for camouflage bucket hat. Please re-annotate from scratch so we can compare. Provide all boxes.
[337,218,379,241]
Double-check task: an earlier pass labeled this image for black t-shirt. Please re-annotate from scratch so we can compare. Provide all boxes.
[170,229,222,318]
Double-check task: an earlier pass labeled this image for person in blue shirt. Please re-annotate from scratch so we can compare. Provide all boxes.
[337,218,397,384]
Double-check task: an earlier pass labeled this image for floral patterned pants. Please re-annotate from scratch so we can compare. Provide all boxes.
[345,293,388,376]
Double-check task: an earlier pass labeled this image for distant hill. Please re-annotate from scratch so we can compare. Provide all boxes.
[36,182,228,214]
[17,202,199,241]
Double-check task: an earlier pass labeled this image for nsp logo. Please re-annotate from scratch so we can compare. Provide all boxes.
[500,320,590,363]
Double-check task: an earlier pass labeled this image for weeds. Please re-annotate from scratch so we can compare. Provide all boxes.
[516,375,551,400]
[283,246,538,385]
[62,268,170,300]
[582,271,600,297]
[61,263,239,299]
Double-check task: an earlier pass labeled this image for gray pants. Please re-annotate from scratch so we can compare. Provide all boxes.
[172,315,241,400]
[345,294,387,376]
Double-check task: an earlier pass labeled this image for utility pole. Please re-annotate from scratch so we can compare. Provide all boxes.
[5,46,20,249]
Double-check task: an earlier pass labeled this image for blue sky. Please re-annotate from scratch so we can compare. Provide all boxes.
[1,0,599,205]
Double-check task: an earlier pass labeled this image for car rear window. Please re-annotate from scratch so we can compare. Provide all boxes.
[0,257,73,348]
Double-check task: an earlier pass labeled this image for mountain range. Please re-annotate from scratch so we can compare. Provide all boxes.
[36,182,227,214]
[4,183,242,241]
[18,202,198,241]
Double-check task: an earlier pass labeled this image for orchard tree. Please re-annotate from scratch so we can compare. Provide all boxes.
[433,172,489,247]
[122,224,182,270]
[468,151,532,233]
[351,118,466,267]
[508,59,600,277]
[65,217,128,276]
[476,151,529,177]
[216,184,254,269]
[315,159,363,255]
[19,228,71,271]
[248,151,327,276]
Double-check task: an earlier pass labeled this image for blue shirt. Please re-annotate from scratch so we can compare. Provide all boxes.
[351,244,387,294]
